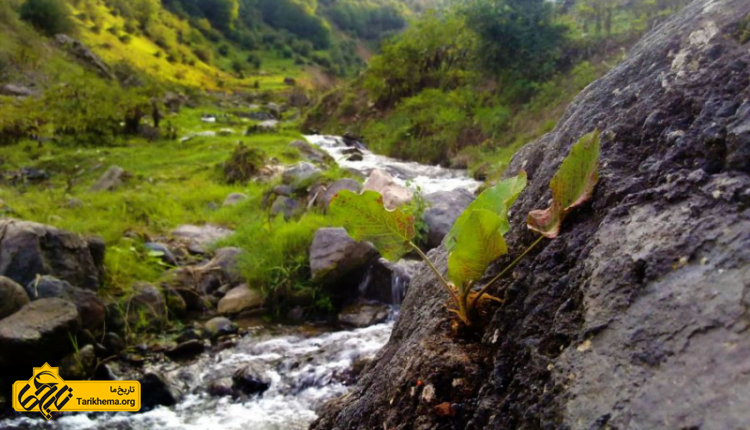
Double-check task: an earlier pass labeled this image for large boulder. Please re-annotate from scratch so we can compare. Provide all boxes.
[311,2,750,429]
[319,178,361,211]
[310,228,378,300]
[362,169,413,209]
[172,224,233,254]
[0,298,81,366]
[0,276,29,319]
[422,190,475,249]
[217,285,263,315]
[289,140,333,165]
[0,219,102,290]
[25,276,105,332]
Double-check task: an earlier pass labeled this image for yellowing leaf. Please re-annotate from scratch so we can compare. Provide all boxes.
[528,130,601,238]
[446,171,527,251]
[447,209,508,289]
[329,190,416,261]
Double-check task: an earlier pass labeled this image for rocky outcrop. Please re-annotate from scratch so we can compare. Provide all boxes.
[310,228,378,300]
[0,298,81,366]
[0,219,103,290]
[362,169,413,209]
[312,1,750,429]
[423,190,475,249]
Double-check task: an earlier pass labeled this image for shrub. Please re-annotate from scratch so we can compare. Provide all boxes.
[19,0,75,36]
[223,143,266,184]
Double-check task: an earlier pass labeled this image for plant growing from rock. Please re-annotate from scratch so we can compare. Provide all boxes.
[330,131,600,326]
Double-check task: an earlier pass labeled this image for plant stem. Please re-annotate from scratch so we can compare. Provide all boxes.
[409,241,458,303]
[472,235,546,306]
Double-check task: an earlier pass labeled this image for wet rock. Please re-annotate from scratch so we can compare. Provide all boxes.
[359,258,414,305]
[25,276,105,332]
[223,193,248,207]
[319,178,361,211]
[204,317,238,339]
[58,344,96,380]
[144,242,178,267]
[338,303,390,328]
[271,196,303,220]
[0,219,102,290]
[0,276,29,319]
[90,166,127,192]
[139,372,179,411]
[422,190,475,249]
[172,224,233,254]
[311,2,750,429]
[289,140,333,165]
[362,169,413,209]
[207,377,234,397]
[217,285,263,315]
[232,363,271,396]
[165,339,205,358]
[0,298,81,366]
[346,153,364,162]
[310,228,378,301]
[126,283,166,330]
[103,332,125,355]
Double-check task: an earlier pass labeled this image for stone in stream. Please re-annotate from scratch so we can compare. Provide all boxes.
[0,219,103,291]
[90,165,127,192]
[319,178,361,211]
[0,298,81,366]
[207,377,235,397]
[362,169,413,209]
[204,316,238,339]
[0,276,29,319]
[310,228,378,301]
[359,258,414,305]
[232,362,271,396]
[217,285,263,315]
[24,275,106,333]
[338,303,390,328]
[139,372,180,411]
[310,2,750,429]
[422,189,475,249]
[289,140,333,165]
[165,339,205,358]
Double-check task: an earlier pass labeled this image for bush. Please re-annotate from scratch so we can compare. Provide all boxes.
[223,143,266,184]
[19,0,75,36]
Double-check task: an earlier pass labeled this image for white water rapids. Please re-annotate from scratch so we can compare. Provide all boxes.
[2,135,479,430]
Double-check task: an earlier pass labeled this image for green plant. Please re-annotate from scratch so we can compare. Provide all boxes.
[330,131,600,326]
[19,0,75,36]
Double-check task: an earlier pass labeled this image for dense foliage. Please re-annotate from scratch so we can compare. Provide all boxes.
[19,0,74,36]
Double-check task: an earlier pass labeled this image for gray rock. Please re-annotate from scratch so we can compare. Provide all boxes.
[165,339,205,358]
[54,34,115,80]
[207,377,234,397]
[0,219,102,290]
[90,166,127,192]
[359,258,414,305]
[289,140,333,165]
[204,316,238,338]
[346,153,364,162]
[338,303,390,328]
[311,2,750,429]
[0,84,38,97]
[223,193,248,207]
[0,276,29,319]
[139,372,180,411]
[246,120,279,134]
[126,283,166,330]
[310,228,378,300]
[272,184,294,197]
[217,285,263,315]
[271,196,302,220]
[319,179,361,211]
[144,242,178,266]
[233,362,271,396]
[58,344,96,380]
[172,224,233,254]
[422,190,475,249]
[288,91,310,107]
[362,169,413,209]
[0,298,81,366]
[266,102,282,116]
[25,275,105,332]
[282,162,322,187]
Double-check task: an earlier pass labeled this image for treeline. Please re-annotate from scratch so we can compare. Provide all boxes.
[307,0,690,170]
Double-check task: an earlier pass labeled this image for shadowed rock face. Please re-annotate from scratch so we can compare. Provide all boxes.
[311,1,750,429]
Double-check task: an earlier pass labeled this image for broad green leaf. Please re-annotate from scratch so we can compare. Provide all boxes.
[528,130,601,238]
[447,209,508,289]
[329,190,416,261]
[445,171,527,251]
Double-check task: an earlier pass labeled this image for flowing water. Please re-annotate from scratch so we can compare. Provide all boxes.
[2,135,479,430]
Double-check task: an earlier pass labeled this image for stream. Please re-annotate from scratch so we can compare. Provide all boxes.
[2,135,479,430]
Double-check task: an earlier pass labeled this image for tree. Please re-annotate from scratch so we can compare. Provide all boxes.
[198,0,239,31]
[461,0,567,83]
[19,0,74,36]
